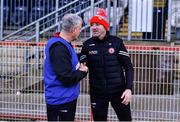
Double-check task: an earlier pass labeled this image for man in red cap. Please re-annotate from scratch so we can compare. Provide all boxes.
[80,8,134,121]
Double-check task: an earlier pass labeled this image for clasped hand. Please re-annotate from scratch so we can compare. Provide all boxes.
[79,63,88,72]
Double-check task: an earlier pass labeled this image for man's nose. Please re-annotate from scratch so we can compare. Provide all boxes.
[91,26,97,30]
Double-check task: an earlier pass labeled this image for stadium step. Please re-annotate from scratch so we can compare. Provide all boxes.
[153,0,166,8]
[118,32,143,37]
[118,0,167,39]
[118,14,142,38]
[120,28,128,31]
[165,20,168,39]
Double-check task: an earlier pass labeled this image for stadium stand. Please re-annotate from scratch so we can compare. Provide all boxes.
[0,0,180,121]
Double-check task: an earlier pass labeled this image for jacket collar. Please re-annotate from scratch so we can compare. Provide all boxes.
[53,32,61,37]
[93,31,109,42]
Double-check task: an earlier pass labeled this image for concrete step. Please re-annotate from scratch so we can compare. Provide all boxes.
[154,1,165,8]
[120,28,128,31]
[118,32,143,37]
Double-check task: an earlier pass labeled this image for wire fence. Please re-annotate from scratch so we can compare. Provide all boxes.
[0,41,179,121]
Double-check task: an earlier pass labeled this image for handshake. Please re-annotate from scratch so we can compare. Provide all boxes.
[79,63,88,72]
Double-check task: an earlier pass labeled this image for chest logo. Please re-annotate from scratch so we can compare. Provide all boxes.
[89,50,98,55]
[108,48,115,54]
[89,44,95,46]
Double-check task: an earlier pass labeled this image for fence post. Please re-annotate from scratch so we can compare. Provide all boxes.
[35,22,40,69]
[112,0,117,36]
[56,0,60,31]
[107,0,111,24]
[0,0,3,41]
[90,0,94,16]
[128,0,132,41]
[90,0,94,37]
[36,22,40,42]
[167,0,172,42]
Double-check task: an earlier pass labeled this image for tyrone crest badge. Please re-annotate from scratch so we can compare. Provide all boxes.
[108,48,115,54]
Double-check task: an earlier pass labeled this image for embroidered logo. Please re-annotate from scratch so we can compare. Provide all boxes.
[89,50,98,55]
[108,48,115,54]
[89,43,95,46]
[60,110,68,112]
[91,102,97,108]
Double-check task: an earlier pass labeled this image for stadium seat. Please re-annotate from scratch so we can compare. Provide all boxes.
[3,6,9,24]
[30,6,45,22]
[11,6,28,26]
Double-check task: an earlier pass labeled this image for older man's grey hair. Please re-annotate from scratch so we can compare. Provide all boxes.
[61,14,82,33]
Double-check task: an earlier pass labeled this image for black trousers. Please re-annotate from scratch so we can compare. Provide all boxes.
[46,99,77,121]
[90,96,132,121]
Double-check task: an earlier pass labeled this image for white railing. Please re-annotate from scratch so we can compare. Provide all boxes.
[1,0,178,42]
[0,41,180,121]
[1,0,108,42]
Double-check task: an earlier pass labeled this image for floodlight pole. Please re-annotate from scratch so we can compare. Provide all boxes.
[0,0,4,41]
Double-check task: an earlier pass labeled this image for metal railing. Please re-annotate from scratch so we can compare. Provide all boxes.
[1,0,180,41]
[0,0,89,33]
[0,41,180,121]
[1,0,110,42]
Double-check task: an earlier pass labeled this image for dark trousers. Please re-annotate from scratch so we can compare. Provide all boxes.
[90,96,132,121]
[46,99,77,121]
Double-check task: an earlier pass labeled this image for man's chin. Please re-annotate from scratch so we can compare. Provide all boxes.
[92,34,99,37]
[73,36,81,42]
